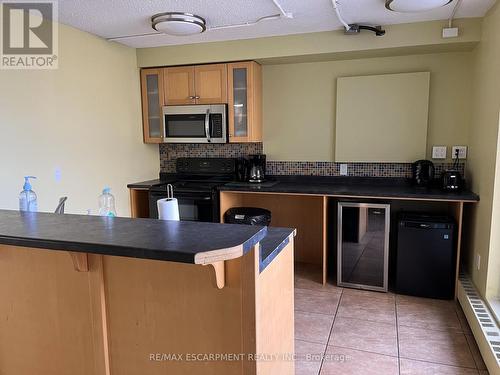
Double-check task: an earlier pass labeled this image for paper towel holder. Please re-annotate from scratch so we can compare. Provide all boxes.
[166,184,174,200]
[157,184,180,221]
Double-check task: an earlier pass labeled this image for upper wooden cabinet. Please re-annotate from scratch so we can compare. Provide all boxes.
[164,66,195,105]
[194,64,228,104]
[140,62,261,144]
[227,61,262,143]
[140,68,164,144]
[164,64,227,105]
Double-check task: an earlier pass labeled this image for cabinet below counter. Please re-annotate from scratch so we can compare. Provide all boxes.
[219,176,479,202]
[218,176,479,296]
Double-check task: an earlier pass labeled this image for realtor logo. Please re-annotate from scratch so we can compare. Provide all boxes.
[1,0,58,69]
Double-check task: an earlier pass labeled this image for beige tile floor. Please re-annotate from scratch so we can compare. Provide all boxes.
[294,264,490,375]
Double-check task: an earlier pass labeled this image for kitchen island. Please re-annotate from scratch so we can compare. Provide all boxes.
[0,210,295,375]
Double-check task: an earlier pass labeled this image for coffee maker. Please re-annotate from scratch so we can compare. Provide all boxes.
[248,154,266,183]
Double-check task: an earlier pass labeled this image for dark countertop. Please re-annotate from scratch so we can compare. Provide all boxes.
[0,210,268,265]
[220,176,479,202]
[259,227,296,272]
[127,179,163,189]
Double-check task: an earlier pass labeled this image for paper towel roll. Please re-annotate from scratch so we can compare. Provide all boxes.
[157,198,180,221]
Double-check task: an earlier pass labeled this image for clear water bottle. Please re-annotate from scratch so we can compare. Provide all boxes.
[19,176,38,212]
[98,187,117,217]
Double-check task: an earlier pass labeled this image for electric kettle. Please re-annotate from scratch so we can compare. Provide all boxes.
[412,160,435,188]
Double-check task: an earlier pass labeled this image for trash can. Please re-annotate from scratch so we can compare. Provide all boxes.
[224,207,271,226]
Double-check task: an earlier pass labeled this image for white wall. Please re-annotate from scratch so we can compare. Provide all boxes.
[0,23,158,216]
[465,2,500,297]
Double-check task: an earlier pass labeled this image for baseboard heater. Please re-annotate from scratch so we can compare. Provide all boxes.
[458,273,500,374]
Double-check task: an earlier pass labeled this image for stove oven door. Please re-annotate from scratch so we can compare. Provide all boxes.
[149,190,216,222]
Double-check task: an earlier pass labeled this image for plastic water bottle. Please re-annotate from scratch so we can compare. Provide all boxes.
[98,187,117,217]
[19,176,38,212]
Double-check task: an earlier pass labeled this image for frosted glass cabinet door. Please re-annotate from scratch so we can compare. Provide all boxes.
[337,202,390,292]
[227,62,262,143]
[232,67,249,138]
[140,68,164,143]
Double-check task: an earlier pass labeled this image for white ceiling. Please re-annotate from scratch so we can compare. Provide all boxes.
[58,0,496,48]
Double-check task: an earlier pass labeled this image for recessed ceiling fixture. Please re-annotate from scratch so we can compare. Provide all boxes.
[151,12,206,36]
[385,0,453,13]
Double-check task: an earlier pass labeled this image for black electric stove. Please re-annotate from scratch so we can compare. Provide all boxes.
[149,158,237,222]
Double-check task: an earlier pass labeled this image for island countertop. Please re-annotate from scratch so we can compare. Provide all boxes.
[0,211,296,374]
[0,209,274,265]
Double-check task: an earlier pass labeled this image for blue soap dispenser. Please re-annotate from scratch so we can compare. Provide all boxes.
[19,176,38,212]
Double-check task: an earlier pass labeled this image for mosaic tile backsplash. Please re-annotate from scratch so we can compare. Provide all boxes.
[159,143,465,178]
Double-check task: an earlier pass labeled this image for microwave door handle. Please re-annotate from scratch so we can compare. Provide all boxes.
[205,108,211,143]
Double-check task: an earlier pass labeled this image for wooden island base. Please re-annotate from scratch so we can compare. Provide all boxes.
[0,241,294,375]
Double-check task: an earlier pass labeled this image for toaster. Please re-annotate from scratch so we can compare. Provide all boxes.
[442,170,464,191]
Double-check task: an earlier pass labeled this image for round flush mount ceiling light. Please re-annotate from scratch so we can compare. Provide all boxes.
[385,0,453,12]
[151,12,206,36]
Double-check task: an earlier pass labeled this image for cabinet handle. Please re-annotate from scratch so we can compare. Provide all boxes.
[195,96,200,99]
[189,95,196,99]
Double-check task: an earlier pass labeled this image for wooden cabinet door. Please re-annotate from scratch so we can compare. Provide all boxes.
[140,68,164,144]
[227,61,262,143]
[194,64,227,104]
[164,66,195,105]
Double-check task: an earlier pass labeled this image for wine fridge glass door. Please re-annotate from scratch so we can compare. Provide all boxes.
[337,202,390,292]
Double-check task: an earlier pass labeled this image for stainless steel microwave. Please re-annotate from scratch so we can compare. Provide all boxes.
[163,104,227,143]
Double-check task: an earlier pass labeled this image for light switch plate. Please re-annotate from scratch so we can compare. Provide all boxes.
[432,146,447,159]
[340,164,348,176]
[452,146,467,159]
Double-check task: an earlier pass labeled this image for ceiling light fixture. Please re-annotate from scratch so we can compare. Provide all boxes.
[151,12,206,36]
[385,0,453,13]
[107,0,291,42]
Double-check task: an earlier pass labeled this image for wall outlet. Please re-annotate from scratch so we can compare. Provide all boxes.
[452,146,468,159]
[432,146,447,159]
[340,164,348,176]
[476,254,481,271]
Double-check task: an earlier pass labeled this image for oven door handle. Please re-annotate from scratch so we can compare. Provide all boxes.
[151,193,212,201]
[176,195,212,201]
[205,108,211,143]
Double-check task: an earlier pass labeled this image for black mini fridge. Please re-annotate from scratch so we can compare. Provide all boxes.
[396,214,456,299]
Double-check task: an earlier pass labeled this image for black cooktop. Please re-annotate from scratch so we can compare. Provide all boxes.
[151,158,239,193]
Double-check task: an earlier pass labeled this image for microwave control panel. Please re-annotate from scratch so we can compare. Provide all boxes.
[211,114,223,137]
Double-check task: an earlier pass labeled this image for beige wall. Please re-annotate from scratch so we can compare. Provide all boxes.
[263,52,473,161]
[0,24,158,216]
[136,19,481,67]
[490,113,500,298]
[335,72,430,163]
[466,2,500,298]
